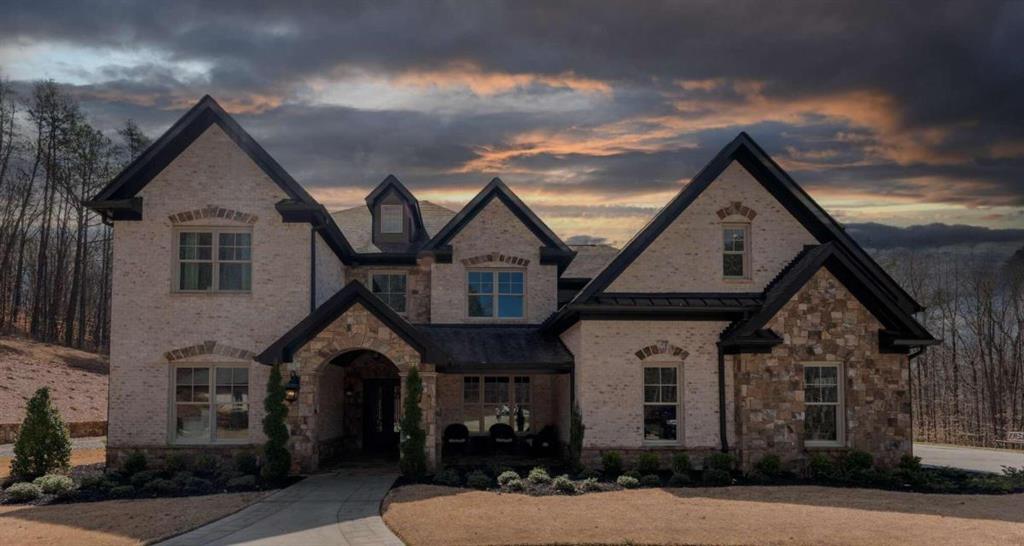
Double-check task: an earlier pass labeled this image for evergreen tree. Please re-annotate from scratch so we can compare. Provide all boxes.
[399,366,427,478]
[261,364,291,481]
[12,387,71,480]
[569,402,585,470]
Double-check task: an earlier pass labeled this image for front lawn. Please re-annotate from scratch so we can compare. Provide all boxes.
[382,484,1024,546]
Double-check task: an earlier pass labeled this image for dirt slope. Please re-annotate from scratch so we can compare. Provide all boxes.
[0,336,107,426]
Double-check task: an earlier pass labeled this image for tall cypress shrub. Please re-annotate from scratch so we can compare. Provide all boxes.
[12,387,71,480]
[569,402,585,470]
[399,367,427,478]
[262,364,291,481]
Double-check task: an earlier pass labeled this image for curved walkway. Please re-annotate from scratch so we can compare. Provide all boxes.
[159,469,403,546]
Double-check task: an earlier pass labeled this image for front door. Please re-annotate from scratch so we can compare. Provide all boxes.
[362,379,400,453]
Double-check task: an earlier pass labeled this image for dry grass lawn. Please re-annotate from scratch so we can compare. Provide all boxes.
[0,447,106,480]
[0,492,268,546]
[383,484,1024,546]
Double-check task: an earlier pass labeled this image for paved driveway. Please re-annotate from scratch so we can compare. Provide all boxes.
[915,442,1024,474]
[159,469,402,546]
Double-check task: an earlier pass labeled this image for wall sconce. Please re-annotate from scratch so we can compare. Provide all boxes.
[285,372,301,402]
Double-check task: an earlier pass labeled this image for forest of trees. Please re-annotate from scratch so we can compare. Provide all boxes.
[0,78,1020,448]
[0,79,149,352]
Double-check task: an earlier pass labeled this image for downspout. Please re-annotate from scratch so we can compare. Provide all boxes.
[309,227,316,313]
[716,342,729,453]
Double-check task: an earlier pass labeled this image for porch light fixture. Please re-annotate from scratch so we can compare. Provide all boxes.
[284,372,300,402]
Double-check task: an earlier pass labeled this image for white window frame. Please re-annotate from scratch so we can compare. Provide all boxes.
[173,227,252,293]
[722,223,750,280]
[466,269,526,319]
[368,271,408,315]
[170,363,250,445]
[803,362,845,448]
[642,364,681,446]
[461,375,531,433]
[380,204,404,234]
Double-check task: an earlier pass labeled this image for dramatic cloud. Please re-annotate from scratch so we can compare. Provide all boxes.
[2,1,1022,244]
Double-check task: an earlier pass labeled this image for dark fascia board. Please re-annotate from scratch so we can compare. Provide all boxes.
[82,197,143,221]
[255,280,448,365]
[275,200,358,264]
[564,132,923,315]
[422,177,574,258]
[544,304,752,333]
[364,174,428,242]
[720,331,784,355]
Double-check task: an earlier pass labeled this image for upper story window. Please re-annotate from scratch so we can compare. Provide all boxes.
[380,204,404,234]
[173,365,249,444]
[177,229,252,292]
[804,363,843,447]
[371,272,407,314]
[468,270,524,318]
[722,225,749,279]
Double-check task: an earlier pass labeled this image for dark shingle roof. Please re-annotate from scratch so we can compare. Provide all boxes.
[331,200,455,253]
[591,293,763,308]
[418,325,573,373]
[563,244,620,279]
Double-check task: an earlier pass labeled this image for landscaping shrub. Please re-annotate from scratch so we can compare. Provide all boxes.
[130,470,163,488]
[466,470,492,490]
[671,453,692,474]
[32,474,75,495]
[898,454,922,472]
[503,478,525,492]
[601,451,623,477]
[164,453,192,474]
[122,451,148,476]
[193,453,222,478]
[262,364,291,481]
[227,475,257,491]
[142,478,180,496]
[399,367,428,479]
[580,477,601,492]
[11,387,71,480]
[703,452,736,473]
[578,467,600,480]
[841,450,874,474]
[234,452,260,475]
[78,474,106,490]
[528,466,552,484]
[553,475,577,494]
[497,470,520,487]
[807,453,837,480]
[623,469,641,480]
[616,475,639,489]
[182,477,214,495]
[569,403,585,470]
[636,452,660,475]
[753,454,784,479]
[702,468,732,486]
[668,472,691,487]
[6,482,43,502]
[433,468,462,487]
[109,485,136,498]
[640,474,662,487]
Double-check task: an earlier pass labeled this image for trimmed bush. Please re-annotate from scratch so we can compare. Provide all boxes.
[616,475,639,489]
[109,485,136,498]
[32,474,75,495]
[142,478,180,496]
[668,472,691,487]
[702,468,732,486]
[122,451,148,476]
[399,367,428,479]
[640,474,662,487]
[601,451,623,477]
[807,453,837,480]
[841,450,874,474]
[11,387,71,480]
[227,475,257,491]
[569,403,585,470]
[623,469,641,480]
[636,452,660,475]
[753,454,783,479]
[78,474,106,490]
[130,470,162,488]
[528,466,552,484]
[466,470,492,490]
[497,470,520,487]
[553,475,577,494]
[193,454,222,478]
[579,477,601,492]
[262,364,291,481]
[703,452,736,473]
[433,468,462,487]
[578,467,601,480]
[234,453,260,475]
[898,454,922,472]
[164,453,191,474]
[671,453,692,474]
[503,478,525,492]
[5,482,43,502]
[182,477,214,494]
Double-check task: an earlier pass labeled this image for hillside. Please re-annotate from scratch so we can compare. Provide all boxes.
[0,336,108,427]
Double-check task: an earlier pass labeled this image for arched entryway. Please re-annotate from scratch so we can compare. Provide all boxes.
[317,349,402,465]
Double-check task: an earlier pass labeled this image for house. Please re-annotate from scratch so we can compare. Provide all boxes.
[86,96,937,473]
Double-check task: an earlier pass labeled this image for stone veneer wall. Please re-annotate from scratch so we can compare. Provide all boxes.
[733,268,911,470]
[344,260,432,323]
[607,161,816,293]
[288,302,436,472]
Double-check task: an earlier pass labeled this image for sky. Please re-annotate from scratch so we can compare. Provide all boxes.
[2,1,1023,246]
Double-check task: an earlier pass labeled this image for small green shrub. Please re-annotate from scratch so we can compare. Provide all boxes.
[841,450,874,474]
[580,477,601,492]
[553,475,577,494]
[78,474,106,490]
[226,475,257,491]
[164,453,191,474]
[234,453,260,475]
[504,478,525,491]
[130,470,162,488]
[578,467,601,480]
[601,451,624,477]
[193,454,222,478]
[11,387,71,480]
[182,477,214,494]
[433,468,462,487]
[636,452,660,475]
[668,472,691,487]
[671,453,692,474]
[466,470,492,490]
[702,468,732,486]
[109,485,136,498]
[5,482,43,502]
[497,470,520,487]
[122,451,148,476]
[753,454,783,479]
[616,475,639,489]
[32,474,76,495]
[171,471,194,485]
[142,478,179,496]
[528,466,552,484]
[623,469,641,480]
[703,452,736,473]
[1002,466,1024,487]
[807,453,837,480]
[898,454,922,472]
[640,474,662,487]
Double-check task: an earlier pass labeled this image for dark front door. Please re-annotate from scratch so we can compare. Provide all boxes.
[362,379,400,453]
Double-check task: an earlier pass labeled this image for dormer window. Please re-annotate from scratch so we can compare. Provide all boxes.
[380,204,404,234]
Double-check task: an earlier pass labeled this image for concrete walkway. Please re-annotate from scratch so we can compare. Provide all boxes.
[159,469,403,546]
[915,442,1024,474]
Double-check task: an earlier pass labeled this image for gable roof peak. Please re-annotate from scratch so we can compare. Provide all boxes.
[365,173,419,207]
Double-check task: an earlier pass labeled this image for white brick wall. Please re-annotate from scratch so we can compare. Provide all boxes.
[314,231,344,307]
[109,124,312,448]
[608,162,816,293]
[430,198,557,324]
